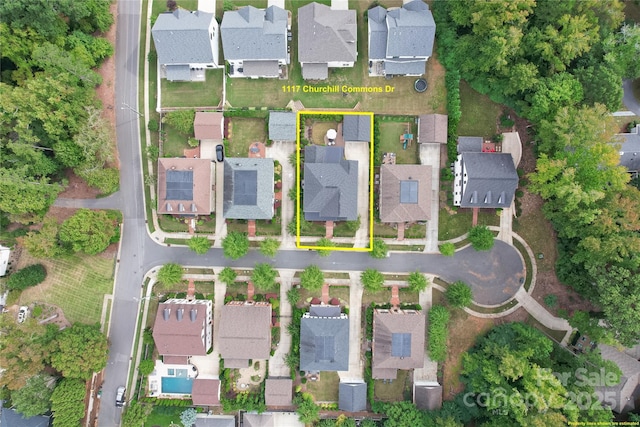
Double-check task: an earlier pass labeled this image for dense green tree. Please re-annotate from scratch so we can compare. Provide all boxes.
[58,209,117,255]
[50,323,108,379]
[445,281,473,308]
[294,393,320,425]
[157,263,183,286]
[218,267,237,286]
[222,231,249,259]
[287,288,300,306]
[163,110,195,134]
[0,170,62,223]
[370,238,388,259]
[300,265,323,292]
[187,236,211,255]
[360,268,384,292]
[383,401,426,427]
[138,359,155,376]
[407,271,429,293]
[316,237,334,257]
[251,263,277,291]
[525,73,584,123]
[259,237,280,258]
[121,401,152,427]
[50,378,86,427]
[439,242,455,257]
[7,264,46,291]
[467,225,494,251]
[11,374,54,417]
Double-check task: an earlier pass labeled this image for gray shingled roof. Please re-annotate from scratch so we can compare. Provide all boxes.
[342,115,371,142]
[458,136,483,153]
[302,63,329,80]
[597,344,640,413]
[460,153,518,208]
[338,382,367,412]
[269,111,297,141]
[386,1,435,57]
[618,125,640,173]
[309,304,341,317]
[195,416,236,427]
[303,145,358,221]
[300,313,349,371]
[152,9,216,65]
[166,64,192,81]
[0,402,50,427]
[243,60,280,77]
[223,158,274,219]
[298,3,357,64]
[221,5,287,61]
[414,383,443,411]
[367,6,387,60]
[384,60,426,76]
[243,413,274,427]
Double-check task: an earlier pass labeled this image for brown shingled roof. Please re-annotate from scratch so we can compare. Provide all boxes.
[157,158,214,215]
[379,164,431,223]
[218,302,272,364]
[194,112,224,141]
[418,114,447,144]
[192,378,221,406]
[152,299,212,357]
[265,379,293,406]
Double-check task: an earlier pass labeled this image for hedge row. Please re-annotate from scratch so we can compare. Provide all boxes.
[7,264,46,291]
[428,305,450,362]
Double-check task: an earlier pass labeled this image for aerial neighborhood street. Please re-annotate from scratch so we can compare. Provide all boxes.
[1,0,640,426]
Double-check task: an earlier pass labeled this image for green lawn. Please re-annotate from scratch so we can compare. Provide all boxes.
[329,286,350,302]
[458,80,503,138]
[374,369,410,402]
[152,0,198,19]
[228,118,267,157]
[144,405,184,427]
[162,123,190,157]
[18,251,116,325]
[309,121,339,145]
[374,222,425,238]
[304,371,339,402]
[158,215,190,232]
[378,121,419,164]
[161,69,223,108]
[438,208,500,241]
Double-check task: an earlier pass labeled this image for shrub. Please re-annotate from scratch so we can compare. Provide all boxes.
[439,242,455,256]
[7,264,47,291]
[468,225,494,251]
[544,294,558,308]
[147,119,159,132]
[370,238,387,259]
[445,281,473,308]
[287,288,300,306]
[407,271,429,292]
[138,359,155,376]
[428,306,450,362]
[361,269,384,292]
[441,167,454,181]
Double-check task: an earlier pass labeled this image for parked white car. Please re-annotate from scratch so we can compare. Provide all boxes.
[17,306,29,323]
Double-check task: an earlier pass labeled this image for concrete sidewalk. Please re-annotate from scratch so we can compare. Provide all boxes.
[266,141,296,250]
[268,270,294,377]
[413,276,438,383]
[344,141,371,248]
[338,272,365,382]
[419,143,441,253]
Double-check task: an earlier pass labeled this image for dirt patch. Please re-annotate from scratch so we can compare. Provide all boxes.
[57,170,101,199]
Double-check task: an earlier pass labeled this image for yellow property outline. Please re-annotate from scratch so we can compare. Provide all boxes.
[295,111,374,252]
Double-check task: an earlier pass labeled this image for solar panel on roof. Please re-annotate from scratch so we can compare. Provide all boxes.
[233,170,258,205]
[315,336,335,362]
[166,170,194,200]
[400,180,418,204]
[391,333,411,357]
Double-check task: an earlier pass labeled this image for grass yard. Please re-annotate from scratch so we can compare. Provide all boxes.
[228,118,267,157]
[378,121,419,164]
[374,222,425,238]
[374,369,410,402]
[458,80,503,139]
[309,121,339,145]
[17,251,116,325]
[512,202,558,273]
[438,207,500,241]
[329,286,350,303]
[162,123,190,157]
[152,0,198,19]
[160,69,223,108]
[158,215,190,232]
[144,405,185,427]
[304,371,339,402]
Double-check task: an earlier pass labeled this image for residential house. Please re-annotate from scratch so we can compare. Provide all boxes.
[414,382,443,411]
[223,158,274,220]
[268,111,297,143]
[379,164,431,224]
[194,112,224,159]
[453,138,518,208]
[152,298,213,364]
[221,5,289,78]
[372,308,425,379]
[242,412,304,427]
[368,0,436,77]
[597,344,640,413]
[303,145,358,221]
[342,114,371,142]
[300,304,349,372]
[264,378,293,407]
[338,381,367,412]
[191,378,221,406]
[617,124,640,178]
[194,415,236,427]
[298,2,357,80]
[218,301,272,368]
[151,9,219,81]
[417,114,447,144]
[0,401,50,427]
[157,158,214,215]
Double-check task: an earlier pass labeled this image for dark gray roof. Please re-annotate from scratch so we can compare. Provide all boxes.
[302,63,328,80]
[269,111,297,141]
[618,125,640,172]
[384,59,426,76]
[166,64,192,81]
[300,313,349,371]
[223,158,274,219]
[414,384,443,411]
[386,1,435,57]
[338,382,367,412]
[460,153,518,208]
[458,136,483,153]
[303,145,358,222]
[152,9,216,65]
[221,5,287,61]
[597,344,640,413]
[309,304,341,317]
[243,413,274,427]
[195,416,236,427]
[0,402,50,427]
[367,6,387,60]
[298,3,357,64]
[342,115,371,142]
[166,170,193,200]
[243,60,280,77]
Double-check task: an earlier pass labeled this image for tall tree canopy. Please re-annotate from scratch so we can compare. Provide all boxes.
[49,323,109,379]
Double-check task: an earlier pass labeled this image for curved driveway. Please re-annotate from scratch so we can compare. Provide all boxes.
[96,1,522,424]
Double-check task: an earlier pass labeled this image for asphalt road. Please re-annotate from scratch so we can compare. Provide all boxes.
[97,1,523,424]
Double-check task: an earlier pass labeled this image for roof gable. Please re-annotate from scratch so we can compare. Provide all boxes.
[342,115,371,142]
[460,153,518,208]
[372,309,425,379]
[218,302,272,362]
[300,313,350,371]
[152,299,211,357]
[338,382,367,412]
[194,112,223,141]
[265,379,293,406]
[418,114,447,144]
[157,158,213,214]
[379,164,431,223]
[298,2,357,64]
[152,9,216,65]
[268,111,297,141]
[223,158,274,219]
[221,5,288,61]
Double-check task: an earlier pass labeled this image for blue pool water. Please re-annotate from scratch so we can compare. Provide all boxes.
[161,376,193,394]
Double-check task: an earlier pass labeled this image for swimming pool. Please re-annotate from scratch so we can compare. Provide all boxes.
[161,376,193,394]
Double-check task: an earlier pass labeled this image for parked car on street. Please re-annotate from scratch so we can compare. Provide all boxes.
[115,386,126,407]
[216,144,224,162]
